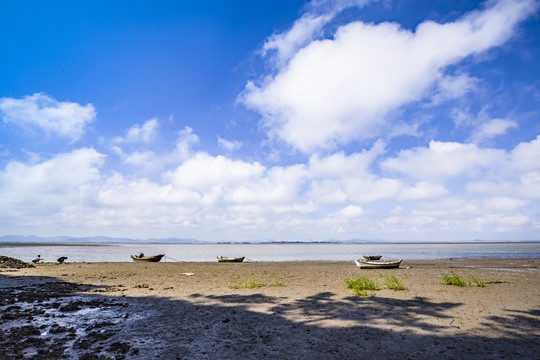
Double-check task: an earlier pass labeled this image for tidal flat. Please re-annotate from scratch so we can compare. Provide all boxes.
[1,258,539,359]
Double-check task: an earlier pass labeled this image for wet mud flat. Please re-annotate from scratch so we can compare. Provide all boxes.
[1,258,539,359]
[0,276,136,359]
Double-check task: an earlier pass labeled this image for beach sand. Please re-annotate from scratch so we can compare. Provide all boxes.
[1,258,539,359]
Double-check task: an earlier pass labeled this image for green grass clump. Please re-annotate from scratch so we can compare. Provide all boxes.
[228,278,266,289]
[270,281,286,287]
[468,276,485,287]
[245,279,266,288]
[380,274,408,291]
[344,276,379,296]
[440,271,466,287]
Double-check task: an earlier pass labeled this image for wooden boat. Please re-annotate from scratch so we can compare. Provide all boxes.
[217,256,245,263]
[363,255,382,260]
[355,259,401,269]
[131,253,165,262]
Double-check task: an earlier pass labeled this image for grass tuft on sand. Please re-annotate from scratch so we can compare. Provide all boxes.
[440,271,466,287]
[344,276,379,296]
[468,276,485,287]
[228,279,266,289]
[380,274,408,291]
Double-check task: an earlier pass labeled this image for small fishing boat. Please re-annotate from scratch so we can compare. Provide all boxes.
[363,255,382,260]
[217,256,245,263]
[131,253,165,262]
[355,259,402,269]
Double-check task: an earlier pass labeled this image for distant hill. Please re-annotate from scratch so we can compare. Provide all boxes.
[0,235,207,244]
[0,235,535,244]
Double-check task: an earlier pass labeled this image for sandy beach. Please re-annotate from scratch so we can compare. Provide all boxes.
[1,257,539,359]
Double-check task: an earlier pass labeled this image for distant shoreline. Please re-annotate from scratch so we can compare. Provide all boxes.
[0,242,112,247]
[1,240,539,246]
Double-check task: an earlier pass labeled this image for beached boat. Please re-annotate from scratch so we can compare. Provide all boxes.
[217,256,245,263]
[355,259,401,269]
[363,255,382,260]
[131,253,165,262]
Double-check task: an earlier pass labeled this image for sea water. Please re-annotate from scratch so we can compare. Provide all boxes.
[1,242,539,263]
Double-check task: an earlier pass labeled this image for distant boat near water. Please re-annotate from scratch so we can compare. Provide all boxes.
[355,259,402,269]
[363,255,382,260]
[131,253,165,262]
[217,256,245,263]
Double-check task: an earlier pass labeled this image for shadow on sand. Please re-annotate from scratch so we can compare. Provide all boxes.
[1,273,539,359]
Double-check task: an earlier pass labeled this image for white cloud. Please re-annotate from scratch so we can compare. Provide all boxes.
[305,142,408,204]
[113,118,159,143]
[113,125,200,174]
[381,141,503,180]
[383,136,540,199]
[471,118,518,143]
[308,147,381,178]
[0,148,104,221]
[432,74,478,104]
[241,0,537,152]
[0,93,95,141]
[508,134,540,173]
[122,151,157,166]
[397,181,448,201]
[217,136,242,152]
[337,204,364,217]
[306,144,448,204]
[165,153,266,193]
[482,197,529,211]
[263,0,376,66]
[264,13,332,66]
[1,124,538,240]
[468,171,540,198]
[173,126,200,161]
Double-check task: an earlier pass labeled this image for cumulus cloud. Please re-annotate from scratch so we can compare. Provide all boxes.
[113,118,159,143]
[509,135,540,172]
[0,93,96,141]
[337,204,364,217]
[241,0,537,152]
[173,126,200,161]
[397,181,448,201]
[466,136,540,198]
[470,118,519,143]
[381,198,531,235]
[432,74,479,104]
[264,13,332,66]
[0,143,536,240]
[217,136,242,152]
[382,141,503,180]
[0,148,104,223]
[112,125,199,175]
[0,123,537,240]
[383,136,540,199]
[263,0,376,66]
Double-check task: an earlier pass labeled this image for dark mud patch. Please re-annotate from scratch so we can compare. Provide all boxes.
[0,277,133,359]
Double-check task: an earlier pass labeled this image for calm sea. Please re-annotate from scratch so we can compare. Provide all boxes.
[1,242,539,263]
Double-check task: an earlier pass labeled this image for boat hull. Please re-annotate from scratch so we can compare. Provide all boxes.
[217,257,245,263]
[131,254,164,262]
[355,259,401,269]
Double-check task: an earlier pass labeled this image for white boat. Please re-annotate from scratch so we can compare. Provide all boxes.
[355,259,402,269]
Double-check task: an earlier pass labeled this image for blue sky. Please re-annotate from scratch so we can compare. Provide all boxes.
[1,0,539,241]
